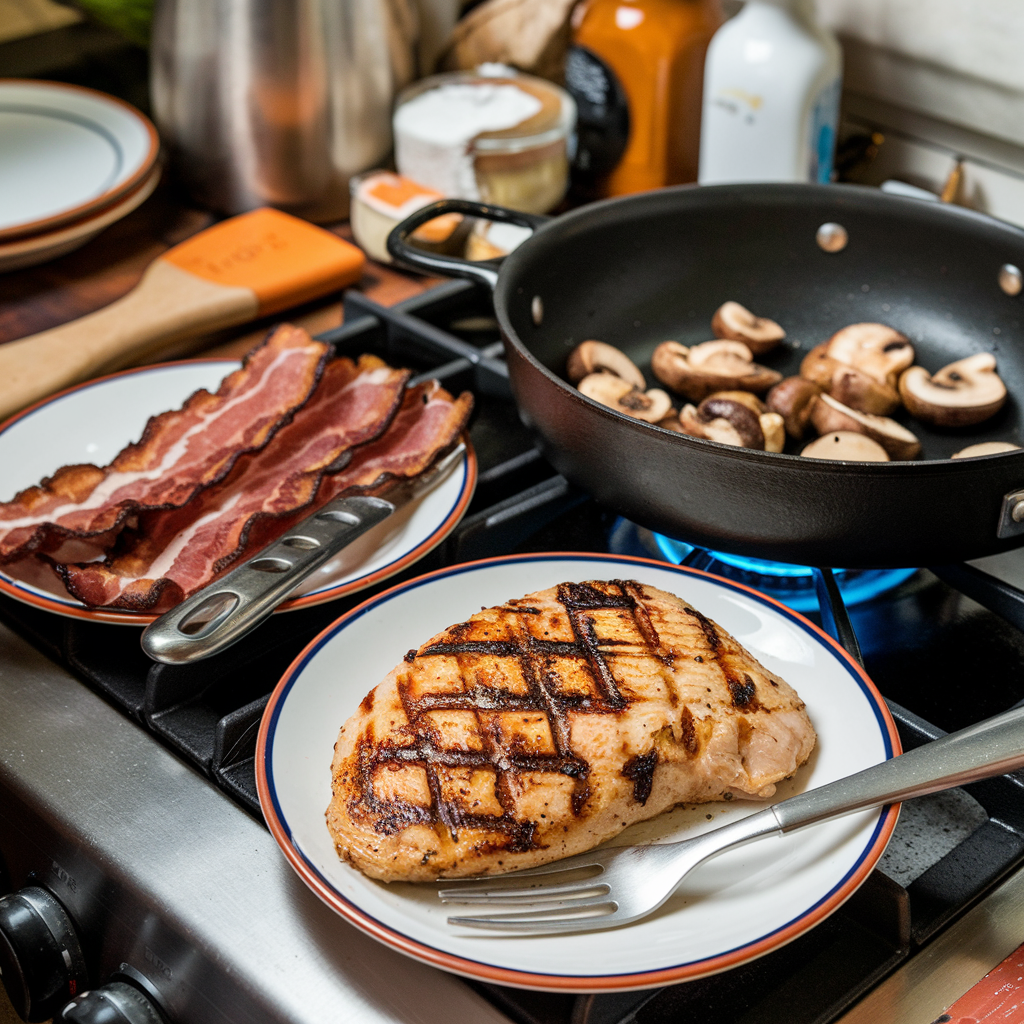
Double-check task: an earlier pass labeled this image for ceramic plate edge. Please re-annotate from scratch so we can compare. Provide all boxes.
[0,79,160,242]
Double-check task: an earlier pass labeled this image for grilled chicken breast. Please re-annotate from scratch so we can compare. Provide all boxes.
[327,580,816,881]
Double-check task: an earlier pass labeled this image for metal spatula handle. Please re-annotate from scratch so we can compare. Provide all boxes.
[141,443,466,665]
[141,495,395,665]
[772,703,1024,833]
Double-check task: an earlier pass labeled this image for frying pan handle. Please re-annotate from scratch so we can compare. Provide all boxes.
[387,199,550,292]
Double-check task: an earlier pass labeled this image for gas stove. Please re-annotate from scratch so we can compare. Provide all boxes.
[4,279,1024,1024]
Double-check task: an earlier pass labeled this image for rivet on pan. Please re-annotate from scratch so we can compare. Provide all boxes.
[1012,500,1024,524]
[999,264,1023,296]
[816,222,848,253]
[531,295,544,325]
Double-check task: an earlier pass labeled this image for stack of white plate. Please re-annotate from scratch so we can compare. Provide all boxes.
[0,80,161,272]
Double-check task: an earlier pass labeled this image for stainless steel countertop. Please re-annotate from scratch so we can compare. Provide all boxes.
[0,622,512,1024]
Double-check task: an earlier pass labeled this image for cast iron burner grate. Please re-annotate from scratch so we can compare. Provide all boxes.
[7,280,1024,1024]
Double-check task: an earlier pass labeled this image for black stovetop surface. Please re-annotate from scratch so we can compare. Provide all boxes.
[5,280,1024,1024]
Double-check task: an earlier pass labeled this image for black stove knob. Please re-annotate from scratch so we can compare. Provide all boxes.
[0,886,88,1022]
[61,982,165,1024]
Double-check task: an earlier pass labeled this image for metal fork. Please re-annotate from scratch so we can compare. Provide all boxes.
[441,703,1024,932]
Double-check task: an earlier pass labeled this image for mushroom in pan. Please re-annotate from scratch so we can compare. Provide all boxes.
[766,376,822,439]
[899,353,1008,427]
[678,393,785,452]
[802,431,890,461]
[567,340,646,390]
[711,301,786,355]
[652,340,782,402]
[800,344,901,416]
[825,323,915,386]
[951,441,1021,458]
[577,371,673,423]
[810,393,921,460]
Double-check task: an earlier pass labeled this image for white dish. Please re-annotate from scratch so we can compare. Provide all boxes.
[0,360,476,624]
[0,162,160,273]
[257,553,900,992]
[0,80,159,241]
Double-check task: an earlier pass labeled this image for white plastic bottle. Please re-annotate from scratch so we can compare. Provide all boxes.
[698,0,842,184]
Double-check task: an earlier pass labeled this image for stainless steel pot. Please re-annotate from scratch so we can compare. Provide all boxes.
[151,0,417,221]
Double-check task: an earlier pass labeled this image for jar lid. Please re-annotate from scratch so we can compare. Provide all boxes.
[395,71,575,155]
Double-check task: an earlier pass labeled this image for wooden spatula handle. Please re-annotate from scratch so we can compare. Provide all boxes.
[0,260,257,421]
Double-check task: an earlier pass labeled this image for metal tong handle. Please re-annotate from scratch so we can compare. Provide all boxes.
[771,703,1024,834]
[141,495,395,665]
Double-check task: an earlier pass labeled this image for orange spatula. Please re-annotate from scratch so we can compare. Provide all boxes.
[0,207,365,420]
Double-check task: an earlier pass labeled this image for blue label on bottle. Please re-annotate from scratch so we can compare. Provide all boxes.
[809,77,841,183]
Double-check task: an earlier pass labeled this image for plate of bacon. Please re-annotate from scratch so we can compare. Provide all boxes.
[0,325,476,625]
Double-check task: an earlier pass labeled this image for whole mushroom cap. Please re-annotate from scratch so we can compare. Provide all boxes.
[766,376,822,439]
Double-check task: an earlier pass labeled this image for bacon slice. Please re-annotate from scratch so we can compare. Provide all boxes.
[317,380,473,501]
[0,324,329,565]
[239,380,473,557]
[56,355,412,611]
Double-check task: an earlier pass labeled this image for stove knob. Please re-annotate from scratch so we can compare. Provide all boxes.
[0,886,87,1022]
[61,982,165,1024]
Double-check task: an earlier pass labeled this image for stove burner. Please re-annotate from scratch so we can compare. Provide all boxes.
[608,519,916,611]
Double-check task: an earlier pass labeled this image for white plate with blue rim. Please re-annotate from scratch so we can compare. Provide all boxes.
[257,552,900,993]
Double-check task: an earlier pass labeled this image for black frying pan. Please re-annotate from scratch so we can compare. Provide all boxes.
[390,184,1024,568]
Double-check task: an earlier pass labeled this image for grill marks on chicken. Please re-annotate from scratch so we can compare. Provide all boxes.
[327,581,817,881]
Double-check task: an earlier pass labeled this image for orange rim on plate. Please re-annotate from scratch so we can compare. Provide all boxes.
[0,80,161,244]
[0,162,161,269]
[256,552,901,992]
[0,358,477,625]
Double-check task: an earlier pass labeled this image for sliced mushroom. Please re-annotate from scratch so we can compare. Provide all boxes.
[657,411,684,431]
[899,353,1007,427]
[711,301,786,355]
[566,340,646,389]
[577,371,673,423]
[825,323,915,386]
[652,340,782,402]
[810,393,921,460]
[800,344,900,416]
[802,431,890,461]
[704,390,766,414]
[766,377,822,439]
[679,396,766,450]
[951,441,1021,458]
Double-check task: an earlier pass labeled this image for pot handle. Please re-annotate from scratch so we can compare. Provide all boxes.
[386,199,551,293]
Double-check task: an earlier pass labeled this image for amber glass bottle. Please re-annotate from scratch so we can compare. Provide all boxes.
[566,0,724,196]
